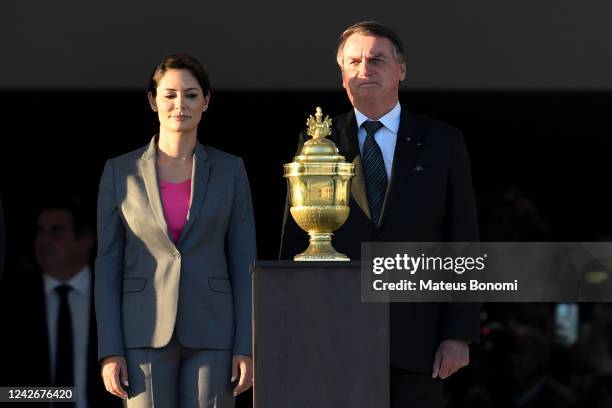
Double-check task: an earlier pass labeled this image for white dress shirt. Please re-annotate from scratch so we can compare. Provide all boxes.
[355,101,402,178]
[44,266,91,408]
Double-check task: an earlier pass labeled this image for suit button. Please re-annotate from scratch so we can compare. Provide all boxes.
[172,251,181,259]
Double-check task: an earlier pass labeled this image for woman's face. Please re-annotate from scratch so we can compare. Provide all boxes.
[148,68,209,134]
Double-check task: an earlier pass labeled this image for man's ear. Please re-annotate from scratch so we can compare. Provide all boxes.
[399,63,407,82]
[340,67,348,90]
[148,92,157,112]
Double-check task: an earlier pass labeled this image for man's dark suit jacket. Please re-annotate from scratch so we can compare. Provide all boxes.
[0,267,121,407]
[280,107,481,373]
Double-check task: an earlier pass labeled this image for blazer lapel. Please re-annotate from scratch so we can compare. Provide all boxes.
[178,142,209,244]
[379,109,421,225]
[335,112,371,220]
[139,137,172,243]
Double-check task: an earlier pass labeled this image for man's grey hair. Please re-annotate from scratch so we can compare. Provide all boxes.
[336,21,406,68]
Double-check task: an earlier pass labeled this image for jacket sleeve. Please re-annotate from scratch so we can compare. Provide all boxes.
[226,157,257,356]
[94,159,127,361]
[442,131,481,343]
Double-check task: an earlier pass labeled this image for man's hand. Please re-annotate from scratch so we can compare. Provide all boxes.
[231,355,253,396]
[101,355,129,399]
[431,339,470,379]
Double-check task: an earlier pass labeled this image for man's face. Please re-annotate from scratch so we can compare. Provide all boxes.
[34,209,88,272]
[340,33,406,109]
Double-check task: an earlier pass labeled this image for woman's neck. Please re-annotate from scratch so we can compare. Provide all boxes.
[157,129,197,159]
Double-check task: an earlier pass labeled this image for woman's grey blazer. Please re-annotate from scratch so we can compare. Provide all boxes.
[94,136,256,361]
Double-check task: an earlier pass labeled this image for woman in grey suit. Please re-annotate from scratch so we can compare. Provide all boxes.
[95,54,256,407]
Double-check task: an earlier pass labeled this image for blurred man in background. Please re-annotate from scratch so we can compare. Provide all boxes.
[0,196,120,407]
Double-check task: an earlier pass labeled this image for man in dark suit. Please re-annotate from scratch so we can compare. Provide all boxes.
[280,21,480,407]
[0,196,120,408]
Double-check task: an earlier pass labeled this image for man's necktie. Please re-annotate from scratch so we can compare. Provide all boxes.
[362,120,387,225]
[54,285,74,389]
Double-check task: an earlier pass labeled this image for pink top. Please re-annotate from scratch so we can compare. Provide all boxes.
[159,179,191,243]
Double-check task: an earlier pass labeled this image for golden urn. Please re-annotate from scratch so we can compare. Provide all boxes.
[284,107,355,261]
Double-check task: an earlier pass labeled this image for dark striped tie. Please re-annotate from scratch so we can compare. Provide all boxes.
[362,120,387,225]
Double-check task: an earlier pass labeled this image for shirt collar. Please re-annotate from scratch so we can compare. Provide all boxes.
[43,265,91,296]
[354,101,401,133]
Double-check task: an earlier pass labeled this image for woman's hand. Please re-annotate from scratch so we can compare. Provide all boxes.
[101,355,129,399]
[231,355,253,396]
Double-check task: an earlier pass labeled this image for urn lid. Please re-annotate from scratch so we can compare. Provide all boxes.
[293,107,347,163]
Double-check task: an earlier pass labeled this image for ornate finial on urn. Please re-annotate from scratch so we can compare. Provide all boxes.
[306,106,333,140]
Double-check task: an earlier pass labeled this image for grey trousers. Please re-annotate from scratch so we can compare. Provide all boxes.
[123,335,235,408]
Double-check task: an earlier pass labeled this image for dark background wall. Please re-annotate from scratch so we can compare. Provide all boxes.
[1,0,612,90]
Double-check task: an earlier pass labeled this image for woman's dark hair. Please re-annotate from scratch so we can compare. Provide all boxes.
[147,54,210,97]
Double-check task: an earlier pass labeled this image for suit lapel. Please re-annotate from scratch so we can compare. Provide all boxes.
[139,137,172,243]
[335,112,371,220]
[379,109,421,225]
[178,143,209,244]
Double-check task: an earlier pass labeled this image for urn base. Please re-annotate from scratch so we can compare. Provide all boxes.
[294,232,350,262]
